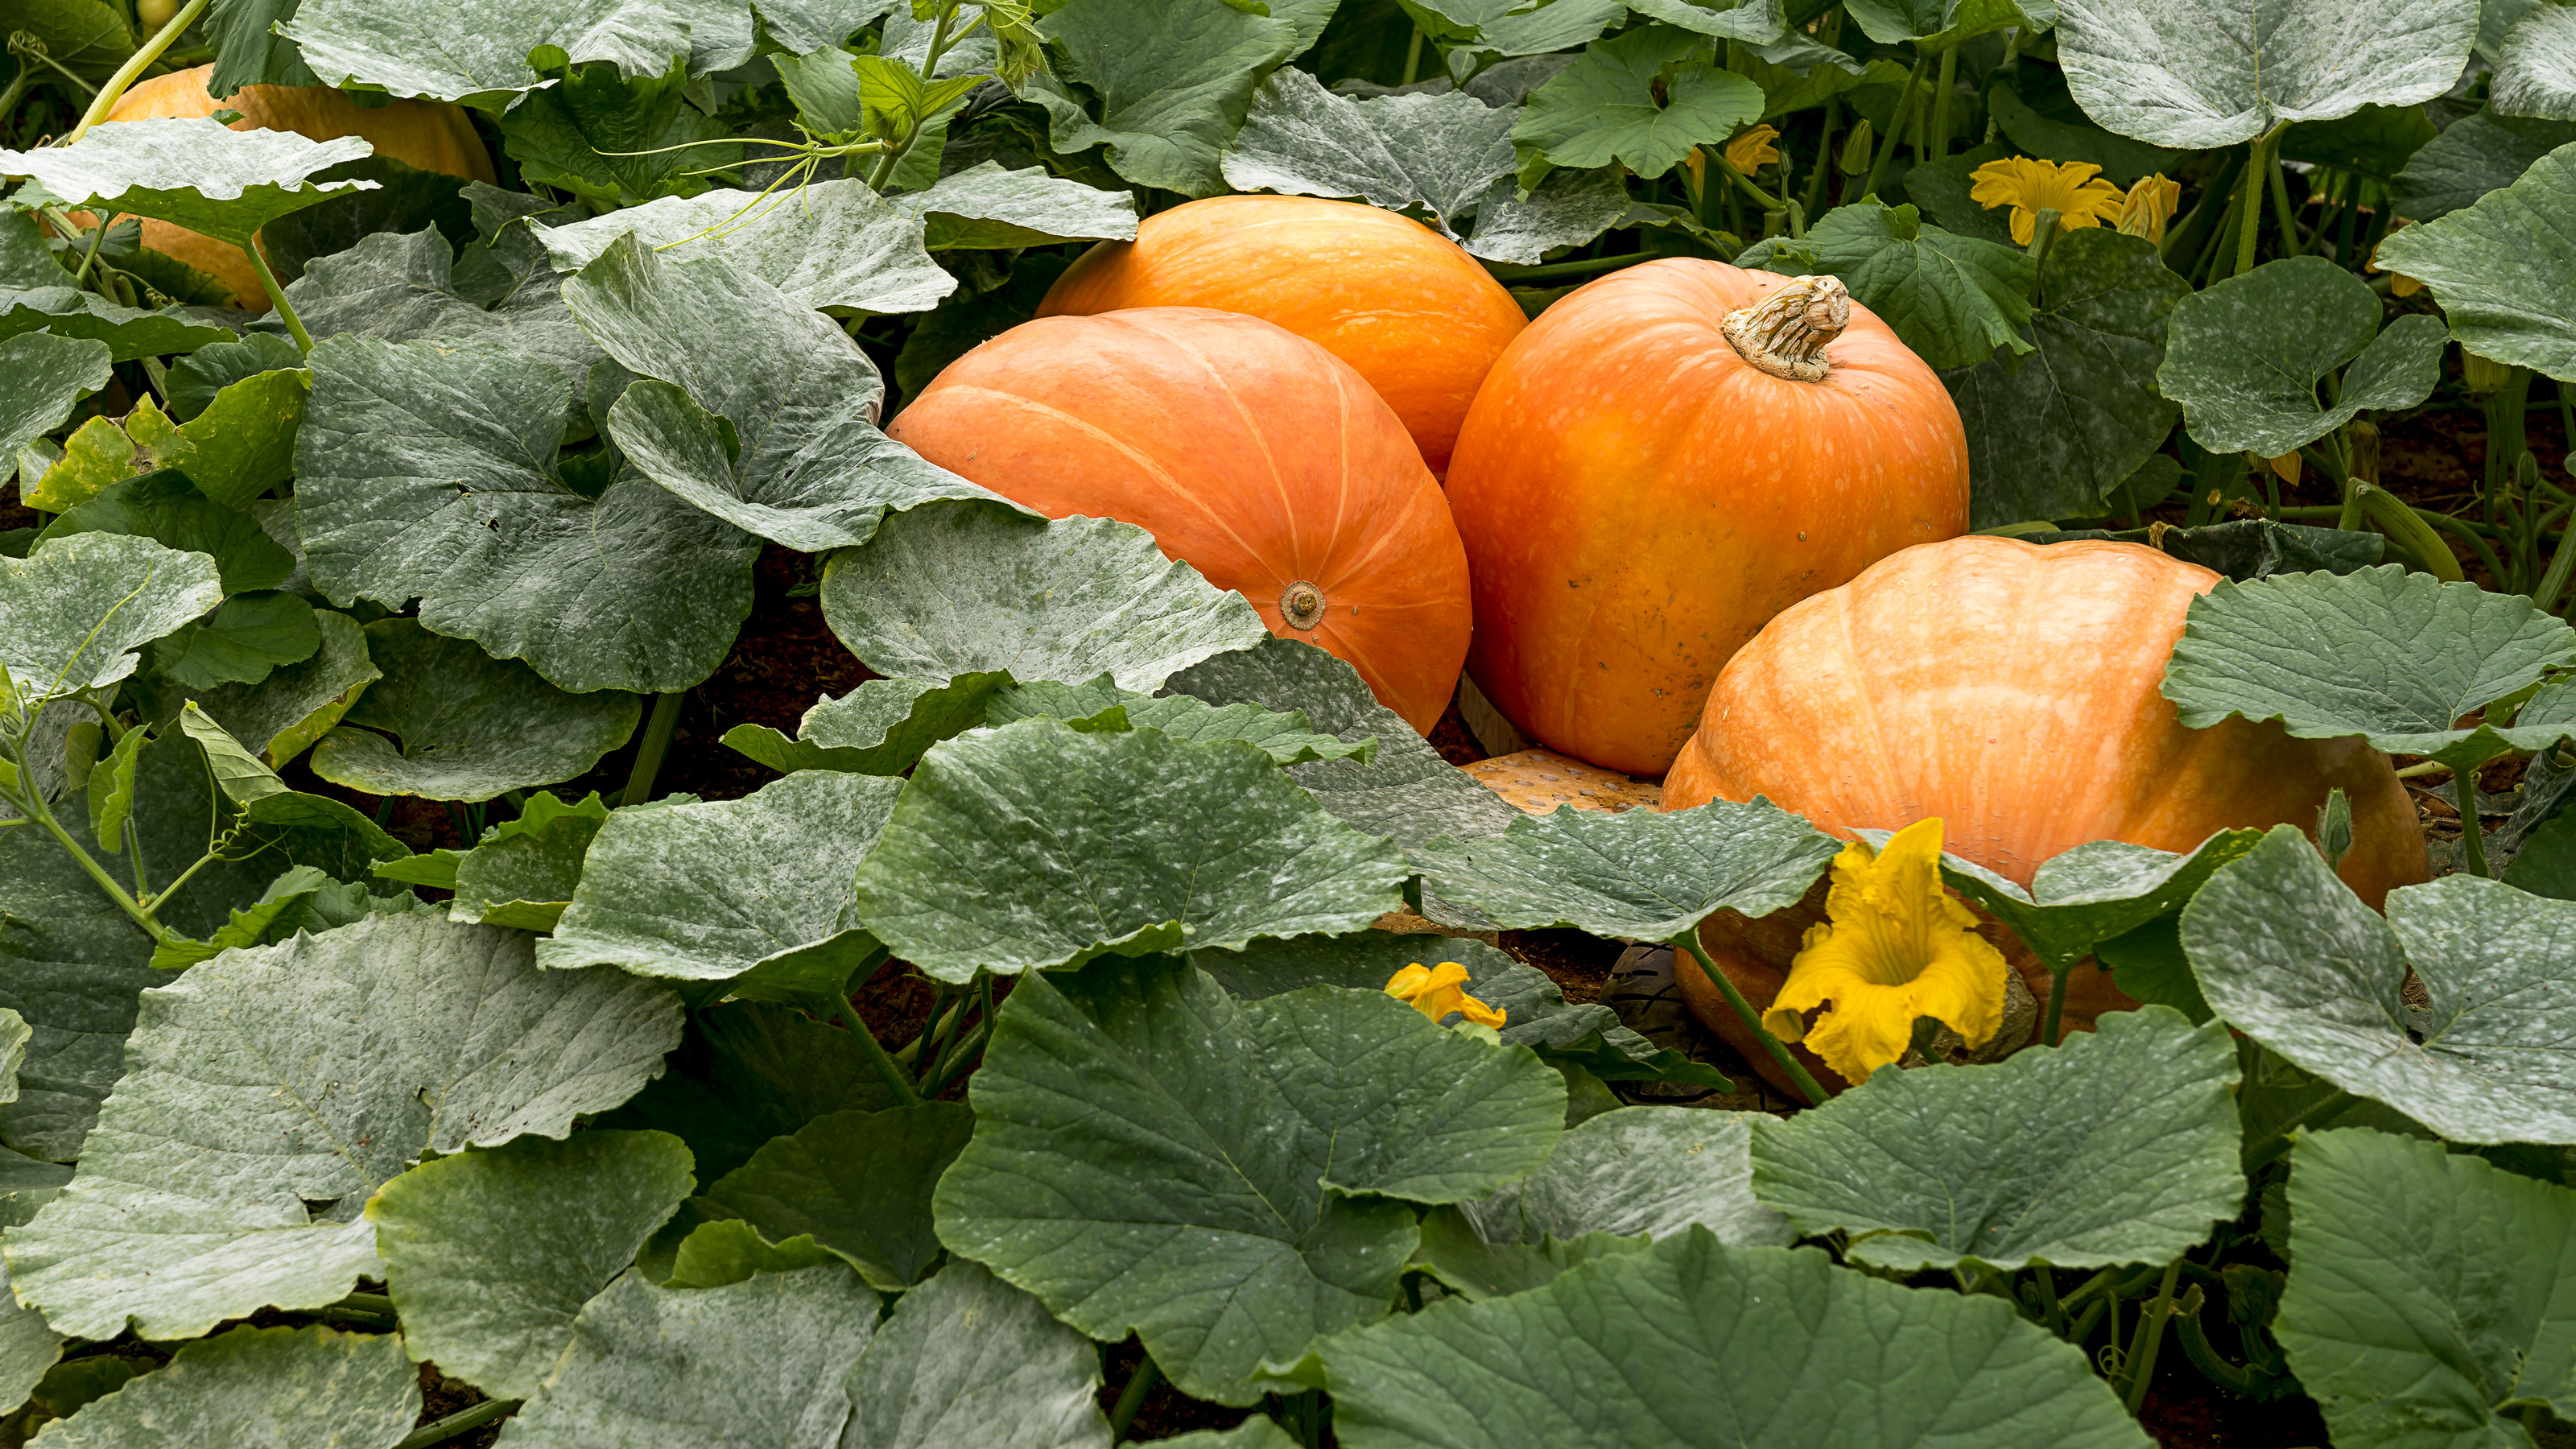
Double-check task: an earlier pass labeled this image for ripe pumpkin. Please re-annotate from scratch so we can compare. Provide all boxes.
[887,307,1474,733]
[1444,262,1969,776]
[1037,195,1525,475]
[1661,535,2430,1089]
[95,65,495,308]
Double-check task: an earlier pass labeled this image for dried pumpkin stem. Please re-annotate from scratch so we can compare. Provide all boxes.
[1719,275,1850,383]
[1670,930,1827,1107]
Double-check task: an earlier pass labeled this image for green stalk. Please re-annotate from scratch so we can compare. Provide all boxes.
[1107,1355,1160,1443]
[70,208,116,286]
[2240,1087,2352,1172]
[2034,1264,2065,1335]
[2163,147,2244,267]
[2121,1259,2186,1414]
[1802,97,1839,217]
[820,992,925,1106]
[1481,249,1662,283]
[2537,518,2576,613]
[1670,930,1827,1107]
[865,2,960,190]
[243,242,315,351]
[2265,155,2304,258]
[2351,484,2465,581]
[1857,52,1930,201]
[65,0,208,144]
[1927,44,1957,163]
[391,1398,522,1449]
[2234,126,2285,278]
[2458,757,2493,879]
[17,782,170,943]
[2481,364,2535,528]
[2025,205,2062,271]
[2040,965,2070,1047]
[1400,26,1425,87]
[1711,150,1791,219]
[0,64,31,122]
[619,691,686,807]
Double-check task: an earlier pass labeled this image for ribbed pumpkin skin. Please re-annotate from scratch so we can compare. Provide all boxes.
[1445,258,1969,776]
[1037,196,1525,474]
[1661,536,2429,1087]
[100,65,495,308]
[887,307,1473,734]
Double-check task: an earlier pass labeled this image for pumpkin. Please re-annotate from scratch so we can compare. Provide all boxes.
[887,306,1474,733]
[1443,262,1969,776]
[93,65,495,309]
[1037,195,1525,475]
[1660,535,2430,1092]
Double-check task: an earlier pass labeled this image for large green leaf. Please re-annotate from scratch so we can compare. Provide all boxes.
[0,334,110,468]
[282,0,708,108]
[857,719,1410,980]
[933,956,1565,1405]
[146,592,320,691]
[984,674,1377,766]
[1738,200,2037,371]
[2157,256,2446,456]
[35,469,291,595]
[2160,564,2576,769]
[0,120,374,250]
[1404,0,1627,57]
[499,1263,881,1447]
[1410,798,1838,941]
[8,0,134,83]
[1223,68,1514,236]
[23,1325,417,1449]
[2494,2,2576,121]
[720,671,1014,778]
[2,914,681,1340]
[0,1255,59,1416]
[367,1129,694,1401]
[295,333,759,695]
[1985,81,2182,188]
[540,772,902,994]
[595,1000,898,1183]
[0,535,221,711]
[1463,167,1647,266]
[1510,25,1763,186]
[1317,1229,2153,1447]
[2182,826,2576,1144]
[819,502,1266,693]
[2388,108,2576,221]
[532,178,951,314]
[1947,229,2190,527]
[1882,828,2268,972]
[207,0,321,93]
[499,62,738,212]
[1752,1008,2243,1272]
[565,239,1002,553]
[308,619,640,801]
[894,162,1141,252]
[2276,1128,2576,1446]
[281,229,603,393]
[2054,0,2479,150]
[2376,141,2576,381]
[0,287,233,365]
[1031,0,1301,196]
[840,1260,1113,1449]
[699,1103,969,1291]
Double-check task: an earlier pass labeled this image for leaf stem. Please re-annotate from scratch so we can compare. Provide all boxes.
[70,208,118,286]
[1710,150,1801,237]
[1669,930,1826,1107]
[2240,1088,2351,1173]
[391,1397,522,1449]
[1401,26,1425,87]
[2033,1263,2065,1335]
[1927,43,1956,163]
[242,241,315,351]
[2040,964,2070,1047]
[2458,755,2493,879]
[619,691,686,807]
[1857,52,1928,202]
[2120,1258,2185,1414]
[1481,249,1666,283]
[65,0,209,145]
[821,991,924,1106]
[2232,124,2285,279]
[1107,1352,1159,1443]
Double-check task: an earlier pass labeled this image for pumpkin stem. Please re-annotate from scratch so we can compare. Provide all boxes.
[1280,580,1327,630]
[1719,275,1850,382]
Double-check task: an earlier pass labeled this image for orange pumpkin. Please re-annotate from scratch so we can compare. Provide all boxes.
[1444,262,1969,776]
[1661,535,2429,1090]
[95,65,495,308]
[887,307,1473,733]
[1037,195,1525,475]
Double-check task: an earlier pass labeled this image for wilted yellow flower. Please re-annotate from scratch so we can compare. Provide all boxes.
[1762,819,2008,1085]
[2266,451,2301,486]
[2367,237,2423,295]
[1724,124,1781,174]
[2116,174,2181,245]
[1385,962,1505,1029]
[1969,157,2124,246]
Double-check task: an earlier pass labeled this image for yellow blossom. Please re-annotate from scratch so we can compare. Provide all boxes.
[1761,819,2008,1085]
[1968,157,2125,246]
[2115,173,2181,246]
[2367,237,2422,295]
[2266,451,2301,487]
[1385,962,1505,1029]
[1724,125,1781,175]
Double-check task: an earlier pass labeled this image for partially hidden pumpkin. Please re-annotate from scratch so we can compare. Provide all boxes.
[1038,195,1526,475]
[1661,535,2430,1092]
[887,306,1474,734]
[1444,262,1969,776]
[96,65,495,308]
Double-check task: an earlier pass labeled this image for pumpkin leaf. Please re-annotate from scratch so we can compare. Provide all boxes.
[840,1259,1115,1449]
[697,1103,971,1292]
[0,287,233,365]
[206,0,321,93]
[819,501,1264,693]
[22,1325,418,1449]
[1223,68,1516,235]
[1409,797,1840,942]
[592,1000,900,1185]
[564,238,1003,552]
[720,671,1015,778]
[2030,517,2387,580]
[1510,25,1764,188]
[663,1218,838,1288]
[1451,1105,1792,1258]
[365,1130,694,1402]
[0,334,111,468]
[121,369,309,510]
[35,469,293,594]
[307,619,641,801]
[1842,0,2047,46]
[0,1253,60,1415]
[0,1009,23,1107]
[1403,0,1628,57]
[433,790,611,931]
[1985,81,2183,188]
[3,914,680,1340]
[0,534,222,712]
[498,1264,881,1449]
[2054,0,2479,150]
[2494,2,2576,121]
[1030,0,1302,197]
[1316,1229,2153,1447]
[167,335,305,422]
[2376,140,2576,380]
[500,60,738,212]
[7,0,135,84]
[254,155,478,288]
[145,591,320,691]
[1737,200,2037,371]
[1871,828,2269,972]
[0,119,375,250]
[2182,826,2576,1145]
[178,607,379,768]
[894,161,1141,251]
[1463,165,1647,264]
[531,178,952,315]
[0,826,167,1162]
[931,956,1565,1405]
[2157,256,2446,456]
[985,673,1377,766]
[539,771,898,997]
[855,719,1410,981]
[2160,564,2576,769]
[281,0,708,108]
[167,704,411,879]
[1621,0,1788,43]
[2276,1128,2576,1447]
[1947,228,2190,528]
[282,229,604,395]
[1751,1007,2244,1273]
[748,0,902,56]
[2388,108,2576,221]
[295,333,759,695]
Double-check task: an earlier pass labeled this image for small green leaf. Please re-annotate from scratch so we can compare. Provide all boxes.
[146,862,341,969]
[1402,0,1626,56]
[895,161,1141,251]
[987,673,1377,766]
[2376,140,2576,380]
[0,119,376,250]
[0,1009,24,1108]
[699,1104,972,1291]
[1030,0,1302,197]
[22,1325,417,1449]
[1886,828,2268,972]
[1623,0,1787,43]
[178,607,381,768]
[664,1218,839,1288]
[0,333,111,468]
[1511,25,1763,186]
[441,790,612,931]
[308,619,640,802]
[1739,200,2037,370]
[0,287,233,364]
[594,1000,901,1183]
[38,468,294,594]
[722,671,1014,778]
[167,335,305,423]
[147,592,320,691]
[2388,107,2576,221]
[533,177,952,314]
[840,1260,1115,1449]
[283,0,708,109]
[84,721,148,856]
[1224,68,1515,234]
[122,367,308,510]
[2159,256,2446,456]
[501,61,737,210]
[0,535,222,711]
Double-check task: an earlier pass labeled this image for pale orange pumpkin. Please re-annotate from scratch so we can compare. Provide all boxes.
[1661,536,2429,1091]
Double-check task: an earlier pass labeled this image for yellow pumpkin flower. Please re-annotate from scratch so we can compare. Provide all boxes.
[2115,174,2181,246]
[1724,124,1781,175]
[1968,157,2125,246]
[1761,819,2008,1085]
[1385,962,1505,1029]
[2266,451,2301,487]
